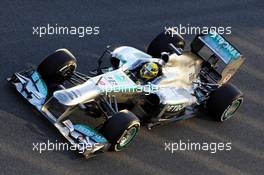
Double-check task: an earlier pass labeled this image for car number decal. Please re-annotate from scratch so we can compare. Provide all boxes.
[167,104,185,112]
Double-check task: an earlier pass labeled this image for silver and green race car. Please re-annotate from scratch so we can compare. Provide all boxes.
[7,30,245,158]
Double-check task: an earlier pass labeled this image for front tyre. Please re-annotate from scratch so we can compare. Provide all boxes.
[206,83,243,122]
[100,110,140,151]
[37,48,77,85]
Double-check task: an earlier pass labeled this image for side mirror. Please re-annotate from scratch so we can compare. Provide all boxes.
[169,43,183,56]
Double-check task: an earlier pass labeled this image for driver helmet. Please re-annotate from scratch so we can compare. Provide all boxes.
[140,62,159,80]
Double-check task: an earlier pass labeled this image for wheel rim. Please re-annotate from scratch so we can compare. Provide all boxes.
[222,98,243,121]
[117,126,138,149]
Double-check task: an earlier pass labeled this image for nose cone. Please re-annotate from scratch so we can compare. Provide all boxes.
[53,80,101,106]
[53,90,74,106]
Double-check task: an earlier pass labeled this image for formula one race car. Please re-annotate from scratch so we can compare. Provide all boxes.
[8,30,245,158]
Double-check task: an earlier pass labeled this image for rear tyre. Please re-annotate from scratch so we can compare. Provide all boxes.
[37,48,77,85]
[147,30,185,58]
[206,83,243,122]
[100,110,140,151]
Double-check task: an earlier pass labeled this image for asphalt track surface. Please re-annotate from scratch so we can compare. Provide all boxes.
[0,1,263,175]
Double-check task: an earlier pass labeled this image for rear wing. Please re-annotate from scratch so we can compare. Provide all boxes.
[191,31,245,83]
